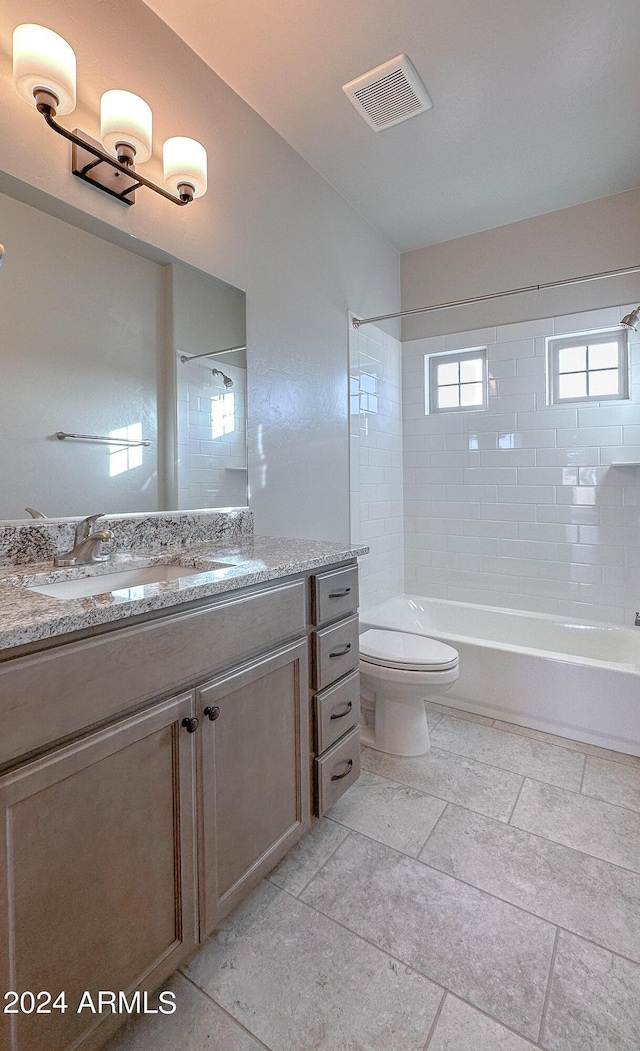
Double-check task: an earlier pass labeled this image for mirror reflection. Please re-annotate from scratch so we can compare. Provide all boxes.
[0,189,246,520]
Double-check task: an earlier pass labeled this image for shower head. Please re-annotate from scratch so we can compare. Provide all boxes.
[621,306,640,332]
[212,367,233,388]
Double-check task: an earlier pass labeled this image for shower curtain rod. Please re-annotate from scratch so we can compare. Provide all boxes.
[351,264,640,329]
[179,344,247,364]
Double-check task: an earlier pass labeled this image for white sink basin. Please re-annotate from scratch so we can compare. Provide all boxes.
[27,564,230,600]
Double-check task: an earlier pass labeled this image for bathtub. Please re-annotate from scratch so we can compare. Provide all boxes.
[360,595,640,756]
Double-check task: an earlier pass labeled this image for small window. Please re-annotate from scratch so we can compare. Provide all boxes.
[426,348,487,414]
[548,329,628,404]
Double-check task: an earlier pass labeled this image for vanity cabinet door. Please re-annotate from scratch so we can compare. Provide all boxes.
[198,639,310,938]
[0,692,198,1051]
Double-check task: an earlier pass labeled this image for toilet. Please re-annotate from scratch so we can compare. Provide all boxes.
[359,628,459,756]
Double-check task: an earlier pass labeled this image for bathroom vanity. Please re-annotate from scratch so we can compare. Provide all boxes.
[0,525,363,1051]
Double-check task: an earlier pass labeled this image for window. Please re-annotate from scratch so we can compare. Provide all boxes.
[547,329,628,404]
[426,348,487,414]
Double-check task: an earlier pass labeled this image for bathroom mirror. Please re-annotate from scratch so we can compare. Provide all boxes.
[0,188,247,519]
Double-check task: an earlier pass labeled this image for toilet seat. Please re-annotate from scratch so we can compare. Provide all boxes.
[359,628,458,672]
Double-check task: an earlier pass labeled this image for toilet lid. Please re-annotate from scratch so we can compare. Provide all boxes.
[359,629,459,671]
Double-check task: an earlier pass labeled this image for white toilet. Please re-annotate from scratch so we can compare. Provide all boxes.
[359,628,459,756]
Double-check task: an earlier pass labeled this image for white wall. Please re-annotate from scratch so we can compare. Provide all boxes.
[349,320,403,611]
[0,0,399,542]
[401,189,640,341]
[403,303,640,625]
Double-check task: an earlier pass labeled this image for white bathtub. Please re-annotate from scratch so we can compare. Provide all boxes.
[361,595,640,756]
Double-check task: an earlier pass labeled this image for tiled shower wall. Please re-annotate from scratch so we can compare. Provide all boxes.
[402,303,640,625]
[349,320,404,611]
[176,355,247,509]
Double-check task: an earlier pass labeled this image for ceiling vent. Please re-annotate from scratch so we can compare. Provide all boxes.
[342,54,433,132]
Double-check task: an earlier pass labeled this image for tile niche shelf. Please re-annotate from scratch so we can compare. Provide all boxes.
[610,462,640,467]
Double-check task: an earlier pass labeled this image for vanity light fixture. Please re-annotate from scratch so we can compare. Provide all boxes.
[12,23,208,207]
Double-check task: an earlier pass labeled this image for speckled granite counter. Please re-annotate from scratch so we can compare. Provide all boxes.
[0,535,367,654]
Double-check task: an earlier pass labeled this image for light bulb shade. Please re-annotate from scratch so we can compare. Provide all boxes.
[163,137,208,198]
[13,24,77,115]
[621,307,640,332]
[101,90,152,163]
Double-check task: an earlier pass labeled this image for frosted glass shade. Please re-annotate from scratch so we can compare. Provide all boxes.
[163,137,208,198]
[101,90,152,163]
[13,24,77,115]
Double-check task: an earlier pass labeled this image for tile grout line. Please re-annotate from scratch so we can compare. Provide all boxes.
[300,819,640,970]
[284,884,540,1046]
[285,825,354,899]
[537,926,561,1047]
[506,775,527,824]
[417,800,450,857]
[578,752,587,794]
[422,990,447,1050]
[365,744,640,820]
[177,970,274,1051]
[434,712,640,771]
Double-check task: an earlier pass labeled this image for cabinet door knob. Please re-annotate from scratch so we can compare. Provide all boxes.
[331,759,353,781]
[204,705,221,721]
[182,717,200,733]
[330,701,353,721]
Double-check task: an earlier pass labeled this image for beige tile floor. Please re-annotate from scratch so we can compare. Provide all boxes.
[106,704,640,1051]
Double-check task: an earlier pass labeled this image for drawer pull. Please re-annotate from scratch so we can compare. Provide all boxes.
[330,701,353,721]
[331,759,353,781]
[329,643,352,658]
[204,705,221,721]
[182,717,199,734]
[328,587,352,598]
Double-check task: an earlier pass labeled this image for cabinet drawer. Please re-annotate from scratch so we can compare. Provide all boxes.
[313,614,359,691]
[0,579,307,767]
[315,726,360,815]
[311,565,358,626]
[314,670,360,753]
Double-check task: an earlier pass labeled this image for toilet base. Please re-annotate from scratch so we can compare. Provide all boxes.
[361,691,431,757]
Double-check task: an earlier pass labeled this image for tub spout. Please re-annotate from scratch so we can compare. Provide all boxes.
[635,612,640,626]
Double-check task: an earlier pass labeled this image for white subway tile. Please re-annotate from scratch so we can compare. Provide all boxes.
[517,467,579,486]
[554,307,624,334]
[462,467,518,484]
[535,447,600,467]
[480,449,537,467]
[443,327,496,352]
[496,319,551,341]
[578,404,640,428]
[499,539,558,560]
[518,521,579,543]
[517,407,577,429]
[464,519,519,539]
[555,426,623,448]
[479,502,537,522]
[497,484,556,503]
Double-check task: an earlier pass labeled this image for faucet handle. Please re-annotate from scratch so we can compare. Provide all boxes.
[75,512,105,544]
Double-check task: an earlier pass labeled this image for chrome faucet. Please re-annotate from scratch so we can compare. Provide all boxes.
[54,513,112,567]
[635,612,640,627]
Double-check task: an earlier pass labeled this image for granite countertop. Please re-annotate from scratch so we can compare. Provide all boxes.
[0,535,367,654]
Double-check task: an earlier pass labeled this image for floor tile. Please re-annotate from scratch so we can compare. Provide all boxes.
[301,831,555,1040]
[428,995,536,1050]
[492,720,640,768]
[430,717,584,790]
[511,779,640,874]
[361,746,522,822]
[543,931,640,1051]
[268,817,350,896]
[327,768,446,856]
[425,701,494,726]
[420,804,640,962]
[103,973,268,1051]
[582,755,640,813]
[185,882,443,1051]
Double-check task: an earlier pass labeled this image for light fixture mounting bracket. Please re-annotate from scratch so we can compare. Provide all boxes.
[40,103,192,207]
[71,131,138,205]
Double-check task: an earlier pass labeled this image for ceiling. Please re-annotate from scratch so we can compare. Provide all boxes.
[143,0,640,253]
